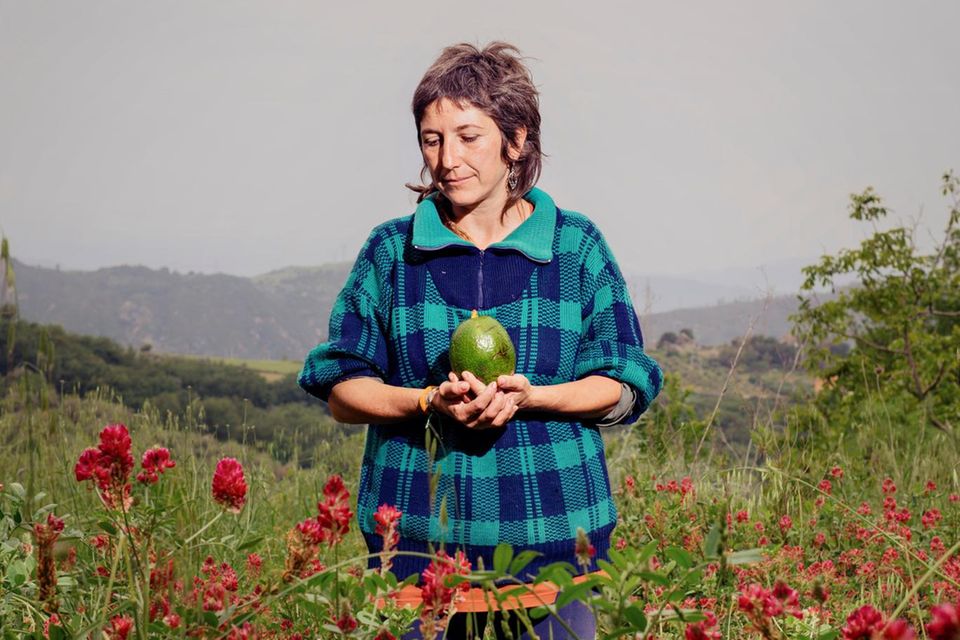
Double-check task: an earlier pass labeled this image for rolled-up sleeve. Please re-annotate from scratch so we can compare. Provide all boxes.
[298,232,391,402]
[573,231,663,424]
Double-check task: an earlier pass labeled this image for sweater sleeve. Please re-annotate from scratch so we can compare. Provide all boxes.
[298,230,392,402]
[573,229,663,424]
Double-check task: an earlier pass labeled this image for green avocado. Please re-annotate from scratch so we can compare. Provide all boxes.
[449,310,516,385]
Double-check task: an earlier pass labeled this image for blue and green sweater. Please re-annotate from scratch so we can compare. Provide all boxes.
[298,188,663,581]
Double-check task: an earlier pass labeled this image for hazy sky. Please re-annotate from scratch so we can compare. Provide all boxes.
[2,1,958,284]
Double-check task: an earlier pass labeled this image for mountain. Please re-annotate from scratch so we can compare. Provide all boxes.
[13,259,801,358]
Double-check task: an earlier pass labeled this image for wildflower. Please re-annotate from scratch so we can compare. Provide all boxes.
[738,581,803,636]
[841,605,914,639]
[736,510,749,523]
[246,553,263,577]
[211,458,247,513]
[926,481,938,494]
[336,611,358,633]
[932,537,947,555]
[858,502,873,516]
[375,630,398,640]
[624,475,636,493]
[926,600,960,640]
[74,424,134,510]
[819,479,833,495]
[316,474,353,546]
[831,466,844,478]
[950,494,960,503]
[43,613,62,639]
[616,537,628,551]
[882,477,897,495]
[374,503,402,573]
[923,509,943,530]
[420,549,471,639]
[34,513,65,612]
[575,527,596,570]
[680,476,694,497]
[163,613,181,629]
[685,610,721,640]
[104,615,134,640]
[754,522,765,533]
[137,447,175,484]
[814,532,827,547]
[779,515,794,535]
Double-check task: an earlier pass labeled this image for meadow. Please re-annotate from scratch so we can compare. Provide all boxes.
[1,175,959,639]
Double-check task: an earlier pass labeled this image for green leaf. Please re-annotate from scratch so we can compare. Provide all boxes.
[493,542,513,575]
[623,603,647,630]
[726,548,764,565]
[703,522,722,558]
[508,550,541,576]
[816,630,840,640]
[664,547,694,569]
[637,571,670,586]
[236,535,264,551]
[596,559,621,582]
[98,519,117,535]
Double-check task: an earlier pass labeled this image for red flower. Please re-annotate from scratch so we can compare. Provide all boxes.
[882,477,897,495]
[374,503,403,573]
[212,458,247,513]
[923,509,943,530]
[137,447,176,484]
[316,474,353,546]
[842,605,914,639]
[74,424,134,510]
[105,615,134,640]
[685,611,721,640]
[779,515,794,534]
[819,479,833,495]
[375,630,398,640]
[926,481,938,494]
[43,613,62,639]
[830,466,844,478]
[927,601,960,640]
[246,553,263,577]
[736,510,749,523]
[420,549,471,617]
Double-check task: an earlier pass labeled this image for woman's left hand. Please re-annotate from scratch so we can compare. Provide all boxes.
[495,373,534,411]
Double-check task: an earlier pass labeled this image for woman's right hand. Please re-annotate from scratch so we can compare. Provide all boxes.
[430,371,518,429]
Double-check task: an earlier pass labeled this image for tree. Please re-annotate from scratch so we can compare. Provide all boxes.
[792,171,960,433]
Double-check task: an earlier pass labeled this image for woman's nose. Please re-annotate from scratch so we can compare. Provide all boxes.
[441,141,461,169]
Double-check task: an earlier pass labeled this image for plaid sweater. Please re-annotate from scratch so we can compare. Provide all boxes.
[299,188,662,580]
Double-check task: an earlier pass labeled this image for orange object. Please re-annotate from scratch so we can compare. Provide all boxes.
[385,572,601,613]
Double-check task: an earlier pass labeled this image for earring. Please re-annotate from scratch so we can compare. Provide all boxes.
[507,164,518,190]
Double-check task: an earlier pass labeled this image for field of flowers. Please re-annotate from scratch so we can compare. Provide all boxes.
[2,377,960,640]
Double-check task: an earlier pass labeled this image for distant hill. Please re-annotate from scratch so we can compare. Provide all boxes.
[14,259,801,358]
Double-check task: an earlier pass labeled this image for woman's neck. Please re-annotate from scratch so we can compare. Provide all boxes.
[442,198,533,250]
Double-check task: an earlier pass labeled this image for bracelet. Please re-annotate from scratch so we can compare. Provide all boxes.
[418,385,438,414]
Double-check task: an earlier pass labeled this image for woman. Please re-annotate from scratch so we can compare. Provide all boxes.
[299,42,662,639]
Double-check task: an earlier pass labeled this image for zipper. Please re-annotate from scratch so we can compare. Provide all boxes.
[477,250,484,309]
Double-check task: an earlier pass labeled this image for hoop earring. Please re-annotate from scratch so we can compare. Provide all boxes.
[507,164,518,191]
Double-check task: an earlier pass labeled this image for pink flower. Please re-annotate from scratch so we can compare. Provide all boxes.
[43,613,62,639]
[923,509,943,530]
[779,515,793,535]
[685,610,721,640]
[927,601,960,640]
[374,503,403,573]
[74,424,134,510]
[882,477,897,495]
[137,447,176,484]
[831,466,844,478]
[420,550,471,620]
[212,458,247,513]
[105,615,134,640]
[316,474,353,546]
[819,479,833,495]
[842,605,914,639]
[736,510,749,523]
[926,481,938,494]
[246,553,263,577]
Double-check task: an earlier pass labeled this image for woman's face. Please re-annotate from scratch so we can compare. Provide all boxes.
[419,98,516,214]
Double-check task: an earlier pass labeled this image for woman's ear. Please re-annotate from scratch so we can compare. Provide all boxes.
[508,127,528,161]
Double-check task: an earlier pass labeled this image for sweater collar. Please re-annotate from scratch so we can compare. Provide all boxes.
[411,187,557,263]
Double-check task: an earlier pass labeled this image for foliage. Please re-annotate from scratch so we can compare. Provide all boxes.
[793,171,960,434]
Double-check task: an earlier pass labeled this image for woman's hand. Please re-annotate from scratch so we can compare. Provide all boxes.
[495,373,534,410]
[431,371,518,429]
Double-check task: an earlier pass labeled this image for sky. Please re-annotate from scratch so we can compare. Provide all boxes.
[2,1,959,292]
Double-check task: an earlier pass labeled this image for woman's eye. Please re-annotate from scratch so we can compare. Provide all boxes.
[422,138,440,148]
[462,135,478,143]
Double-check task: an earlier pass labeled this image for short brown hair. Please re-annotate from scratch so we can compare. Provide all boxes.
[409,42,543,205]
